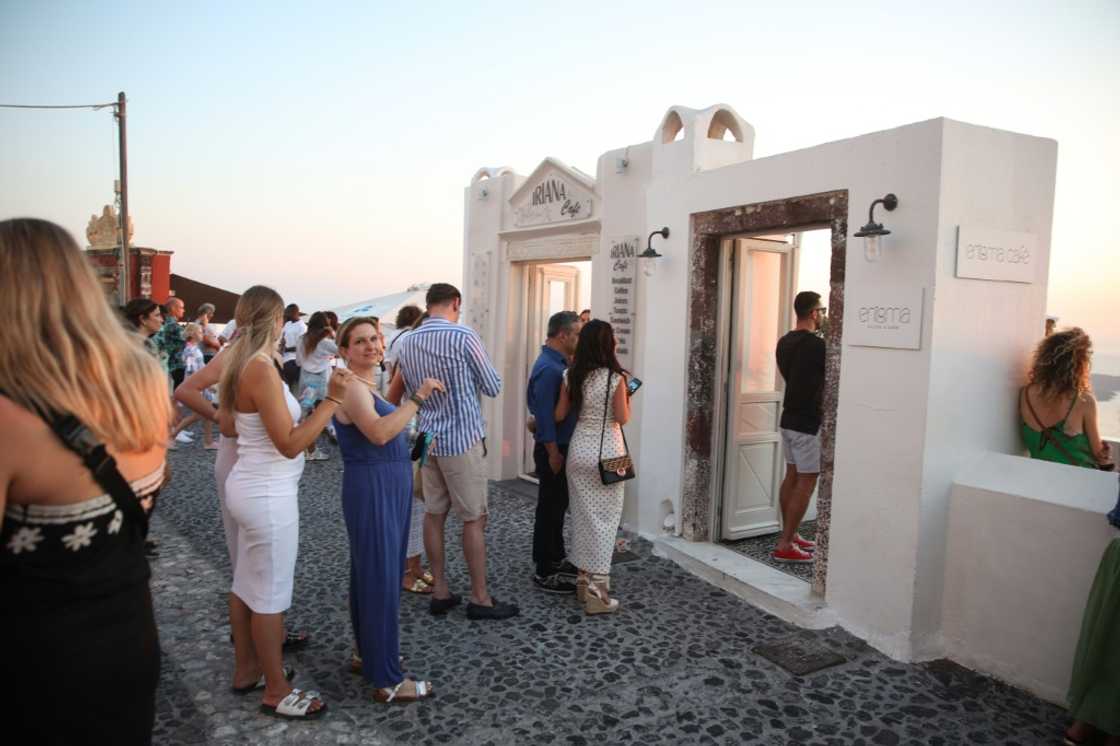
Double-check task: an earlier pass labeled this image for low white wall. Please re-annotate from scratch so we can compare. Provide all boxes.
[942,452,1118,704]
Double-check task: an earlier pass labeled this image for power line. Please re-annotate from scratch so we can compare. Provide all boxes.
[0,102,117,110]
[3,93,133,306]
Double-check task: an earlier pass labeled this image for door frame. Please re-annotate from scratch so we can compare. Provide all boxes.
[509,258,590,484]
[680,190,848,595]
[520,263,581,481]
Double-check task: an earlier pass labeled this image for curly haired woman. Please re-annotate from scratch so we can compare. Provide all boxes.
[1019,327,1111,469]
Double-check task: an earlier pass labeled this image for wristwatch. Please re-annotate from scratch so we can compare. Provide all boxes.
[409,393,425,408]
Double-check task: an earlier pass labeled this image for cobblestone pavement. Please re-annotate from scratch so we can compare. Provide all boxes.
[723,521,818,582]
[151,435,1068,745]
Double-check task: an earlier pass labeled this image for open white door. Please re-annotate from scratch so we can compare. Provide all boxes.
[520,264,580,481]
[721,238,793,540]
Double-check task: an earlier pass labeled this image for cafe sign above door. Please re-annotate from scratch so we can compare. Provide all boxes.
[511,158,596,228]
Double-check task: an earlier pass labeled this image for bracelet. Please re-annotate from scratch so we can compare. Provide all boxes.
[409,393,425,408]
[324,395,343,406]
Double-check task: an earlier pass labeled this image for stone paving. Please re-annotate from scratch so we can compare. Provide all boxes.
[723,520,819,583]
[150,433,1070,745]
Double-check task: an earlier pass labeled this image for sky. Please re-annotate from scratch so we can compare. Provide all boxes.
[2,1,1118,351]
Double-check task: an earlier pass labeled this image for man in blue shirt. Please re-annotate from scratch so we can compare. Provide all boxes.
[527,310,582,593]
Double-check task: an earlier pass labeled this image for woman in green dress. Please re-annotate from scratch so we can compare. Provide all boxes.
[1019,328,1111,469]
[1065,537,1120,745]
[1021,329,1119,744]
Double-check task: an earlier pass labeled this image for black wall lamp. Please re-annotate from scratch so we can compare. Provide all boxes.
[853,193,898,262]
[640,227,669,276]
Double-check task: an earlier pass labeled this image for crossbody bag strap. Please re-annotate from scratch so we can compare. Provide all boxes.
[598,371,630,462]
[46,412,148,527]
[599,371,610,462]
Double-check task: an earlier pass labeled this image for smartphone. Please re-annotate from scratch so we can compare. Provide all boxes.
[627,376,643,395]
[410,432,434,465]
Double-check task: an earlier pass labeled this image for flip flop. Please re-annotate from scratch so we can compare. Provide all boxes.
[282,629,310,650]
[259,688,327,720]
[231,664,295,694]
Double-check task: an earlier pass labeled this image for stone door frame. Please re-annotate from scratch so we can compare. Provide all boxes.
[680,190,848,595]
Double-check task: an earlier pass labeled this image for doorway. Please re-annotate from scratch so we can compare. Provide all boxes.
[518,260,592,482]
[680,190,848,595]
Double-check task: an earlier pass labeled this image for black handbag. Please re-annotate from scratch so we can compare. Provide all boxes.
[597,371,635,485]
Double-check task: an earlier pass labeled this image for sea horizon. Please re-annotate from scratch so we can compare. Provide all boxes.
[1091,351,1120,439]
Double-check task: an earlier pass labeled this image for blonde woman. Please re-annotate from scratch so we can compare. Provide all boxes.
[174,291,311,652]
[0,219,170,744]
[220,286,352,720]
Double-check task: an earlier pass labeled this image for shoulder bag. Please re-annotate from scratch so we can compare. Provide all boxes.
[598,371,636,485]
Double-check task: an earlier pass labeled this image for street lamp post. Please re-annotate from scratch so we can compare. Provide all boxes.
[115,91,130,303]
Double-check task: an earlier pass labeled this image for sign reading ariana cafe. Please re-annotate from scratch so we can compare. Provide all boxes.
[512,170,595,228]
[461,103,1084,704]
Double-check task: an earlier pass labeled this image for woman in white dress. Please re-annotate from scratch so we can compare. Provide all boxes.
[554,320,631,615]
[219,286,352,721]
[174,289,312,651]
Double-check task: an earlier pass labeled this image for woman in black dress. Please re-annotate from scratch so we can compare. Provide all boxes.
[0,219,171,745]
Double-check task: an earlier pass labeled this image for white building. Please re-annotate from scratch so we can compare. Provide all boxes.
[462,105,1117,704]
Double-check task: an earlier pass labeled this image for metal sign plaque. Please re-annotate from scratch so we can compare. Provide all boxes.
[955,227,1036,284]
[846,284,925,350]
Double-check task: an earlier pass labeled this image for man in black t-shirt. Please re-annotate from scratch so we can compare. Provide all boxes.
[772,291,827,564]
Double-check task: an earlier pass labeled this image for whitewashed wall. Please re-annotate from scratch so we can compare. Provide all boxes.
[465,111,1064,673]
[943,454,1118,703]
[911,121,1059,656]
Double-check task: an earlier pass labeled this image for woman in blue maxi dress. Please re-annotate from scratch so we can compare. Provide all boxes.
[333,318,443,703]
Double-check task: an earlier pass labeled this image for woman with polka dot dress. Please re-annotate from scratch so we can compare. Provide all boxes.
[554,320,632,615]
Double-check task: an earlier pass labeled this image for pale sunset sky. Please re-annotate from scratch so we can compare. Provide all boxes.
[2,1,1118,354]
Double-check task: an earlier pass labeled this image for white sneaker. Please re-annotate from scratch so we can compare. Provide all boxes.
[306,450,329,461]
[175,431,193,444]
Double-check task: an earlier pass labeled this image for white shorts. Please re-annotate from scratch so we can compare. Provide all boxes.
[781,428,820,475]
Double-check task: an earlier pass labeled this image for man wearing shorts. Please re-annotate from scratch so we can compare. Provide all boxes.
[773,291,827,564]
[392,283,519,621]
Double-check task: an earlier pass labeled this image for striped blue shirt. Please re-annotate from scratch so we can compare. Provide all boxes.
[396,317,502,456]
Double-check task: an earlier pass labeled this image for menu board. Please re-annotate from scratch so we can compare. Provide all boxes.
[608,235,639,365]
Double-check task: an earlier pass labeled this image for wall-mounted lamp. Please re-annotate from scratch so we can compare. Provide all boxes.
[639,227,669,277]
[853,193,898,262]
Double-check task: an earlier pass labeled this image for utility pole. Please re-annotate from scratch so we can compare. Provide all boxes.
[115,91,130,304]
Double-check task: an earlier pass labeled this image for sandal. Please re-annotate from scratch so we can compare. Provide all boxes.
[372,679,434,704]
[231,664,295,695]
[259,688,327,720]
[282,629,310,650]
[403,576,433,594]
[420,571,434,586]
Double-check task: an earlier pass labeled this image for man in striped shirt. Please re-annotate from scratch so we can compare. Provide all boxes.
[390,283,519,621]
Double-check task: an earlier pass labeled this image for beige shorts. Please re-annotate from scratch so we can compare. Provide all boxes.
[421,441,488,521]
